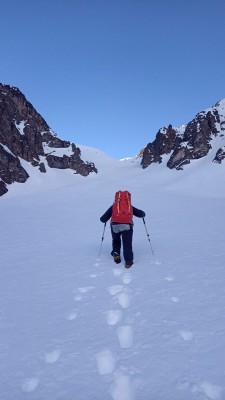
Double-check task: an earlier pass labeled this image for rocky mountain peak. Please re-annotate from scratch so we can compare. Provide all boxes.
[1,84,224,197]
[141,99,225,170]
[0,84,97,196]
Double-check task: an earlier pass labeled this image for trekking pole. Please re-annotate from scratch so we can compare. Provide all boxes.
[98,223,106,258]
[142,218,154,256]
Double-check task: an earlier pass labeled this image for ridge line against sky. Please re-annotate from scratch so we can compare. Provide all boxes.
[1,0,225,158]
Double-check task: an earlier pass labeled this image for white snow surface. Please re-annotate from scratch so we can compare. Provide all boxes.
[1,146,225,400]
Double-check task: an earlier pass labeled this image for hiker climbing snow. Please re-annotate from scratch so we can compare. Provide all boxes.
[100,190,145,268]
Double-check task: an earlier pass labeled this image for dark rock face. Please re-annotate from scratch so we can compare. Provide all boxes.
[0,180,8,196]
[0,84,97,196]
[141,125,182,168]
[213,147,225,163]
[0,144,29,184]
[141,100,225,170]
[46,154,96,176]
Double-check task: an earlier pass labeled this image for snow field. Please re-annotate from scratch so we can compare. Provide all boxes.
[0,149,225,399]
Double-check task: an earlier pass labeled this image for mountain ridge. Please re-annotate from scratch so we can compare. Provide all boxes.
[1,83,225,197]
[0,84,97,196]
[141,99,225,169]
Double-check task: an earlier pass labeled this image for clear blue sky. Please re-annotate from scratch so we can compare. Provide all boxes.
[1,0,225,158]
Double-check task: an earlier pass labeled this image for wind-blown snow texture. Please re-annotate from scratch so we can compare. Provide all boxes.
[1,147,225,400]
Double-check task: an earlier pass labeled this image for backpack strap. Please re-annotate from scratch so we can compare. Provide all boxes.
[127,195,131,213]
[117,191,121,214]
[125,191,131,213]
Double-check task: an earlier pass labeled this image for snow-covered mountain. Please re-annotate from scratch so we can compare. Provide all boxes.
[141,99,225,169]
[0,84,97,196]
[1,83,225,197]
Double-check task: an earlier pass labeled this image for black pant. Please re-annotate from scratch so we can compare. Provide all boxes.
[111,225,133,264]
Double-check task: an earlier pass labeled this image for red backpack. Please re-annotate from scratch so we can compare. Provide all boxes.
[111,190,133,223]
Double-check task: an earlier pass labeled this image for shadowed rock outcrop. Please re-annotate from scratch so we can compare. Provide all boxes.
[0,84,97,196]
[141,100,225,170]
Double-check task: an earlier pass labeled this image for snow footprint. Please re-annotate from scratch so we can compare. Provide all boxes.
[89,273,97,278]
[165,276,174,282]
[122,272,133,285]
[106,309,123,326]
[179,330,193,341]
[78,286,95,293]
[171,296,179,303]
[96,350,116,375]
[113,268,123,277]
[74,286,95,301]
[66,311,77,321]
[45,349,61,364]
[22,378,39,393]
[110,370,135,400]
[176,378,223,400]
[117,325,134,349]
[94,258,101,267]
[116,292,131,309]
[108,285,124,296]
[108,284,131,308]
[192,380,223,400]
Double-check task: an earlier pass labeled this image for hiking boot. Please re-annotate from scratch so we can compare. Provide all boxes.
[125,262,133,268]
[112,252,121,264]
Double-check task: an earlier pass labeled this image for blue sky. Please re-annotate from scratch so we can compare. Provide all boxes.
[1,0,225,159]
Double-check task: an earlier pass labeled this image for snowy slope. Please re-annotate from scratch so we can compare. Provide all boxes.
[1,149,225,400]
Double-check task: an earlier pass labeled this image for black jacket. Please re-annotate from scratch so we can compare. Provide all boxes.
[100,206,145,224]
